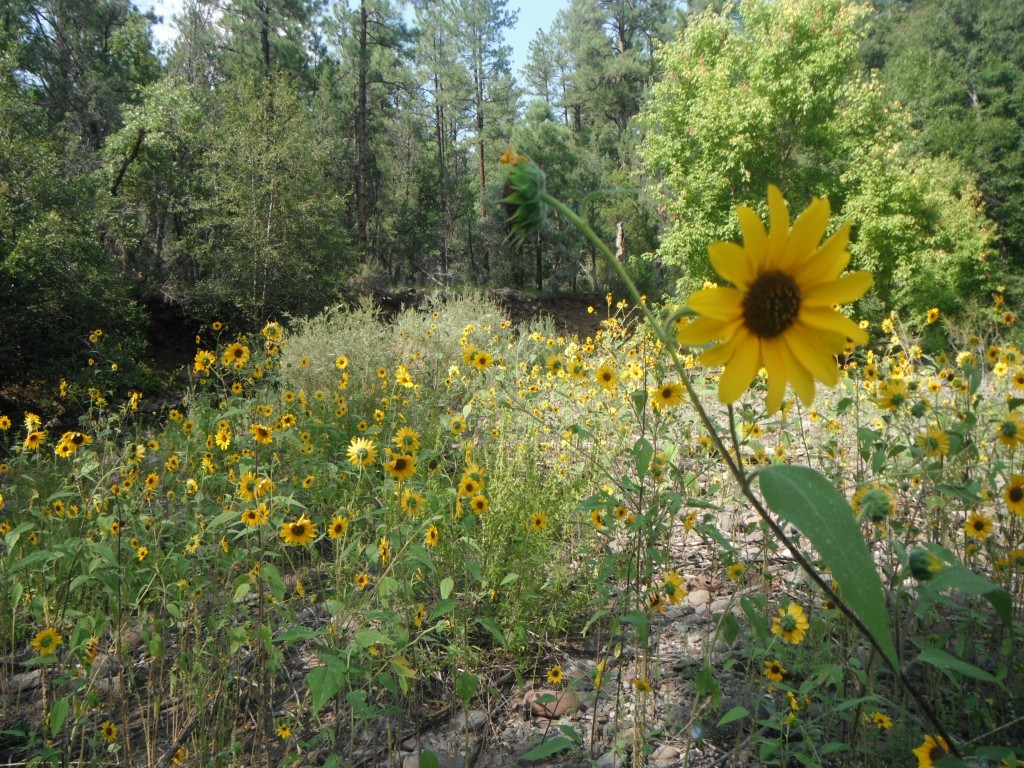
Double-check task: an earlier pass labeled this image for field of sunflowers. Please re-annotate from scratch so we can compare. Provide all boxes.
[1,187,1022,767]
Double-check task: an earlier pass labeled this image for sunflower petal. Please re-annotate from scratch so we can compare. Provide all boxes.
[779,196,830,272]
[794,220,851,285]
[718,336,762,405]
[678,317,740,346]
[686,286,744,321]
[799,307,869,345]
[802,271,873,306]
[765,185,790,270]
[779,336,817,404]
[700,329,745,366]
[737,205,767,259]
[709,241,755,289]
[787,324,840,386]
[761,338,789,413]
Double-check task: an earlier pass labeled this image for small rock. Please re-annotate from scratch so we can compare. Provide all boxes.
[453,708,488,732]
[686,589,710,607]
[1,670,40,694]
[596,750,627,768]
[501,724,525,743]
[400,736,420,752]
[709,598,731,614]
[650,744,681,764]
[666,604,694,620]
[523,689,581,719]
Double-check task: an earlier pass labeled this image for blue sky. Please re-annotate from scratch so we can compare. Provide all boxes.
[142,0,570,79]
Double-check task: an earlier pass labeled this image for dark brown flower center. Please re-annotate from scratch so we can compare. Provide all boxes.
[743,271,801,338]
[292,524,306,536]
[1010,487,1024,503]
[394,458,408,471]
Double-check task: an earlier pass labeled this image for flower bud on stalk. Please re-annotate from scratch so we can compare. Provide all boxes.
[500,147,550,247]
[909,548,943,581]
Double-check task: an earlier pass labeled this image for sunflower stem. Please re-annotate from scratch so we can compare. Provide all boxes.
[540,189,962,757]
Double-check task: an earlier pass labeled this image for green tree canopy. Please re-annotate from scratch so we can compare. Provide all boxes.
[640,0,996,321]
[177,75,353,324]
[869,0,1024,295]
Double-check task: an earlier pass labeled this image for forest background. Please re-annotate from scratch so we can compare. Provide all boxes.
[1,0,1023,400]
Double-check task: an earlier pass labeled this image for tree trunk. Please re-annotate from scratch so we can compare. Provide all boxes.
[259,1,271,76]
[535,230,543,291]
[474,58,489,279]
[355,0,369,259]
[434,72,448,277]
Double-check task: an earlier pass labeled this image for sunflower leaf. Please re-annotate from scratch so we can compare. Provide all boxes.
[758,465,899,671]
[913,648,1004,686]
[518,736,574,762]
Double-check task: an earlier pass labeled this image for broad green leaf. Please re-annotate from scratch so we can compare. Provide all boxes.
[440,577,454,600]
[346,690,377,719]
[557,724,583,744]
[717,706,749,726]
[758,465,899,670]
[633,436,654,477]
[418,750,440,768]
[741,596,768,646]
[232,582,250,603]
[822,742,849,755]
[719,612,739,646]
[261,562,285,602]
[476,617,506,647]
[455,671,478,702]
[914,648,1003,686]
[696,664,720,708]
[696,524,736,555]
[428,599,457,622]
[276,626,316,643]
[923,554,1012,627]
[519,736,574,762]
[49,697,70,734]
[9,550,54,574]
[354,628,392,648]
[303,659,348,720]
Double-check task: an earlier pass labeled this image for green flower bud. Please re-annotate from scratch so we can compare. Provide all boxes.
[909,548,943,581]
[860,488,893,523]
[501,149,549,247]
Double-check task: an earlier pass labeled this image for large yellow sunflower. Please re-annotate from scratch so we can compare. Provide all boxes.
[31,627,63,655]
[996,412,1024,448]
[384,452,417,481]
[770,602,810,645]
[650,381,685,411]
[222,342,250,368]
[347,437,378,468]
[1004,475,1024,516]
[393,427,420,453]
[912,734,948,768]
[678,185,872,412]
[280,515,317,546]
